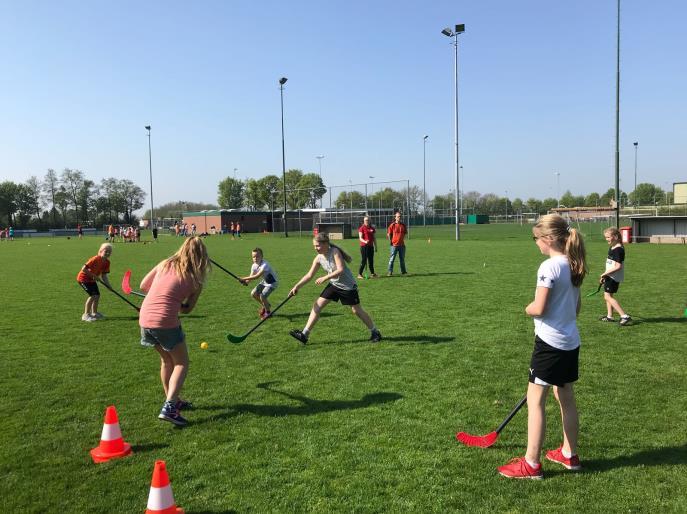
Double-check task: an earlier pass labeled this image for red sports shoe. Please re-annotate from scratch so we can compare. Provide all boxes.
[260,310,271,320]
[498,457,543,479]
[258,307,266,317]
[545,447,581,470]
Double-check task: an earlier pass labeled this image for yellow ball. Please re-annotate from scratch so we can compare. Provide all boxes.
[200,342,208,350]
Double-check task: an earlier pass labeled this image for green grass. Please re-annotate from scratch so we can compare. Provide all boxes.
[2,227,686,513]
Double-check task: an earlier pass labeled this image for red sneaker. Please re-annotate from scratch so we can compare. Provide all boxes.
[258,307,266,317]
[498,457,543,479]
[261,311,271,320]
[545,447,581,470]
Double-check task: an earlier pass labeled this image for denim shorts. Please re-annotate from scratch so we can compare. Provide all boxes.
[140,326,185,351]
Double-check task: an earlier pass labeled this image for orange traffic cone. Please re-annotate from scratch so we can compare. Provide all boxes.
[145,460,184,514]
[90,405,132,463]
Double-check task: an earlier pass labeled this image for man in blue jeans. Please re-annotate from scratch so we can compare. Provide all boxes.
[386,211,407,275]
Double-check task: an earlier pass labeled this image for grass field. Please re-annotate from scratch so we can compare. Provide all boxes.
[2,225,686,513]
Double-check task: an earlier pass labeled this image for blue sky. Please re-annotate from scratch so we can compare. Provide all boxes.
[1,0,685,206]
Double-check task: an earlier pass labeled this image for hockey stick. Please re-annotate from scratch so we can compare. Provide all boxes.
[97,278,141,312]
[456,394,527,448]
[226,293,294,344]
[210,258,247,286]
[121,270,146,298]
[585,282,603,297]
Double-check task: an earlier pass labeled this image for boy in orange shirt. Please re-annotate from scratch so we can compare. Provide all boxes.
[76,243,113,321]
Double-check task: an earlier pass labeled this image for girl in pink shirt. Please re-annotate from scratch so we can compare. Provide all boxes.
[139,236,210,427]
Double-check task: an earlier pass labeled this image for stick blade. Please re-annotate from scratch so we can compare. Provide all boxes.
[456,430,499,448]
[226,333,246,344]
[122,270,133,294]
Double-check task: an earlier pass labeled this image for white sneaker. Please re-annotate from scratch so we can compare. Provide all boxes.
[93,312,105,319]
[82,314,96,322]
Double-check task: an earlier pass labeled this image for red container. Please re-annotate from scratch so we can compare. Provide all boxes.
[620,226,632,244]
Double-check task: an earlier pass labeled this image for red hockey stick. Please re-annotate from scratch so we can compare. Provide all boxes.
[456,394,527,448]
[122,270,146,298]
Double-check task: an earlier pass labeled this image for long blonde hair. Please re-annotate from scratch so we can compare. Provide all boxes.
[314,232,352,263]
[162,236,210,289]
[533,214,587,287]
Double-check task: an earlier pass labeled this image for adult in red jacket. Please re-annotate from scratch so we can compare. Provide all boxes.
[357,216,377,278]
[386,211,407,275]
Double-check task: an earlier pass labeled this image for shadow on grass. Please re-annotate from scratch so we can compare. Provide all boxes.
[631,316,687,325]
[382,335,456,344]
[585,443,687,471]
[195,383,402,421]
[383,271,474,278]
[130,442,168,453]
[192,510,238,514]
[100,316,141,321]
[277,311,342,322]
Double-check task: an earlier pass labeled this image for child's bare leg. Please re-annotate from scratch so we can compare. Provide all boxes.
[553,384,578,455]
[604,292,626,317]
[155,345,174,398]
[525,382,549,465]
[351,304,374,330]
[165,343,189,403]
[261,295,271,312]
[304,297,330,332]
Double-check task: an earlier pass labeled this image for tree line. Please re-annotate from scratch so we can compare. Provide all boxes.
[0,169,146,229]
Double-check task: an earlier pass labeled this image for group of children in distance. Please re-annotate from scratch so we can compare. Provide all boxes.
[76,215,630,474]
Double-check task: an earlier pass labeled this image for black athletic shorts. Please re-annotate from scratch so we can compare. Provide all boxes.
[529,335,579,387]
[603,276,620,294]
[319,284,360,306]
[78,281,100,297]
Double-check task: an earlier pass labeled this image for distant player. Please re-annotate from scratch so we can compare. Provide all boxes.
[357,216,377,278]
[138,236,210,427]
[240,248,279,319]
[386,211,407,275]
[598,227,631,325]
[288,232,381,345]
[76,243,113,322]
[498,214,587,479]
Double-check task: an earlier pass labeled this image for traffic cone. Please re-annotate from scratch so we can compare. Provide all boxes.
[145,460,184,514]
[90,405,132,463]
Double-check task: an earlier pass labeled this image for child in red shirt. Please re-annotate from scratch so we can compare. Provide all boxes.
[76,243,113,321]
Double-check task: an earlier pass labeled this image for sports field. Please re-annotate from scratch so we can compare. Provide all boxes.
[2,224,686,512]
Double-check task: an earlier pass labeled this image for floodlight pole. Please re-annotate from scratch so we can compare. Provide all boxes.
[423,135,428,226]
[279,77,289,237]
[615,0,620,229]
[633,142,638,205]
[442,24,465,241]
[145,125,154,229]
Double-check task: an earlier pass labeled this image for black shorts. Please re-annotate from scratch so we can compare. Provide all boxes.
[529,335,579,387]
[319,284,360,306]
[603,276,620,294]
[78,281,100,297]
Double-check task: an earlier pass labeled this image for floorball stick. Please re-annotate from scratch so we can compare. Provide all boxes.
[121,270,146,298]
[456,394,527,448]
[210,258,247,286]
[226,293,294,344]
[98,279,141,312]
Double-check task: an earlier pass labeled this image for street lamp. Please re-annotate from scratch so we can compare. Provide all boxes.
[316,155,324,178]
[234,167,238,180]
[633,142,638,205]
[279,77,288,237]
[369,176,374,217]
[423,135,428,226]
[441,23,465,241]
[145,125,155,234]
[555,171,560,208]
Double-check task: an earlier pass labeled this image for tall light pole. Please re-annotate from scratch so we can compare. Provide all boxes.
[279,77,289,237]
[459,165,463,220]
[633,142,638,205]
[369,176,374,216]
[615,0,620,229]
[555,171,560,208]
[316,155,324,178]
[233,167,238,180]
[441,23,465,241]
[423,135,428,226]
[145,125,154,229]
[504,190,508,222]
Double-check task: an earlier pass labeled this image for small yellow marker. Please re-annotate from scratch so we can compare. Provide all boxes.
[200,342,208,350]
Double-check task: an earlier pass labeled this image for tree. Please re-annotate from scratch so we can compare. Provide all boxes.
[297,173,327,208]
[24,176,43,225]
[54,186,70,226]
[335,191,366,209]
[541,197,558,213]
[0,181,20,225]
[525,198,541,213]
[244,179,264,210]
[217,177,245,209]
[584,192,600,207]
[511,198,524,214]
[60,168,85,224]
[120,180,145,223]
[284,169,305,209]
[628,183,663,206]
[42,169,59,227]
[259,175,283,211]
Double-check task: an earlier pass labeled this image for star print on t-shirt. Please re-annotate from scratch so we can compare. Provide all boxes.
[538,274,554,286]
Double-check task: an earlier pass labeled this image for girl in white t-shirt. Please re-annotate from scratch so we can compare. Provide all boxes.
[240,248,279,319]
[498,214,588,480]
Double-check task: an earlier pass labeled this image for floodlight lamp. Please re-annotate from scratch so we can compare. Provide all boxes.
[423,135,429,140]
[633,142,638,146]
[279,77,288,85]
[145,125,151,131]
[441,27,453,37]
[455,24,465,33]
